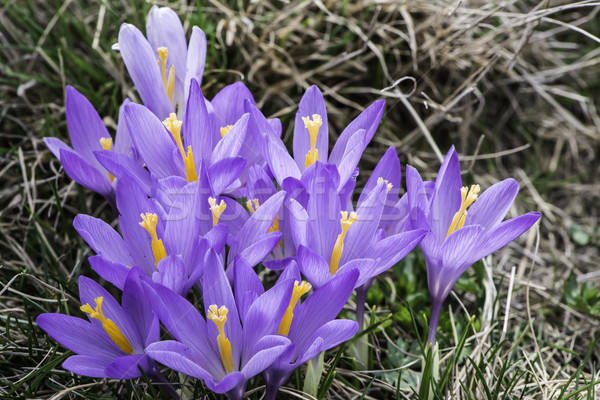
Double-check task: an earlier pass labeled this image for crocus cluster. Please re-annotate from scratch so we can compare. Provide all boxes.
[38,6,541,399]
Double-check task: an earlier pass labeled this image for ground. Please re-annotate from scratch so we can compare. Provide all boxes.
[1,0,599,399]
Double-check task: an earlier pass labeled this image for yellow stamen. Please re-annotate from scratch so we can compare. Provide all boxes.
[278,280,311,336]
[209,197,227,226]
[446,184,480,237]
[220,125,233,138]
[166,66,175,103]
[329,211,358,275]
[302,114,322,168]
[80,297,133,354]
[139,213,167,266]
[377,177,393,192]
[163,114,197,182]
[245,198,260,214]
[99,137,115,183]
[207,305,234,374]
[184,145,197,182]
[157,47,175,102]
[157,47,168,89]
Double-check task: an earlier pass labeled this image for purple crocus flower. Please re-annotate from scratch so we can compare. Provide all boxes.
[144,251,292,400]
[36,269,158,379]
[248,86,385,192]
[120,84,253,191]
[287,162,426,290]
[44,86,133,203]
[405,146,541,344]
[256,261,359,400]
[116,6,206,118]
[73,174,226,294]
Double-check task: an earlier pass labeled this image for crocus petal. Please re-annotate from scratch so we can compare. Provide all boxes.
[209,157,246,195]
[241,279,294,365]
[145,340,215,382]
[241,335,291,380]
[116,175,158,275]
[202,250,242,367]
[118,24,172,119]
[113,98,134,155]
[184,78,216,162]
[211,82,256,126]
[233,191,285,254]
[430,146,462,243]
[358,146,401,207]
[143,282,221,372]
[338,258,378,288]
[124,103,183,179]
[289,268,358,347]
[88,256,130,290]
[59,149,113,198]
[246,165,277,204]
[146,6,187,96]
[44,137,71,160]
[154,256,187,295]
[185,27,207,101]
[296,245,331,289]
[281,177,308,208]
[160,182,198,268]
[210,113,250,164]
[466,178,519,230]
[234,257,265,322]
[238,232,282,268]
[405,165,432,231]
[122,268,156,350]
[266,137,301,185]
[293,86,328,171]
[368,229,426,276]
[470,212,541,263]
[206,372,245,395]
[303,162,341,259]
[336,129,368,190]
[328,99,385,165]
[287,199,309,248]
[428,225,484,302]
[65,86,109,171]
[62,355,110,378]
[94,150,152,195]
[340,182,387,265]
[78,276,140,351]
[73,214,134,266]
[37,314,122,359]
[295,319,358,367]
[105,354,147,379]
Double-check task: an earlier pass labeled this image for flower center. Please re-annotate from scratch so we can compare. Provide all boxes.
[157,47,175,103]
[330,211,358,275]
[277,280,312,336]
[80,296,133,354]
[302,114,322,168]
[207,305,234,374]
[99,137,114,183]
[446,184,480,237]
[139,212,167,266]
[163,113,197,182]
[377,177,393,192]
[208,197,227,226]
[220,125,233,138]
